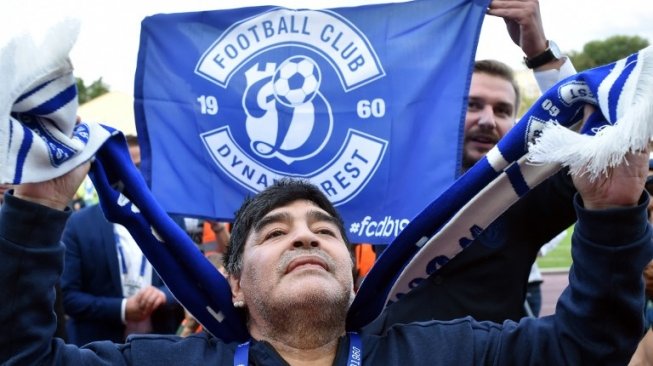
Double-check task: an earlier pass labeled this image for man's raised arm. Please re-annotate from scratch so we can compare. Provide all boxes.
[0,163,88,364]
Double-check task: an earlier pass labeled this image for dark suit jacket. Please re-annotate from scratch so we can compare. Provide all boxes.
[61,204,183,346]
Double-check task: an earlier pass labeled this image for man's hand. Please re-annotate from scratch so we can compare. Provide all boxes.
[487,0,547,59]
[136,286,167,315]
[125,286,166,322]
[571,131,648,209]
[125,295,148,322]
[13,162,91,210]
[573,149,648,210]
[572,106,648,210]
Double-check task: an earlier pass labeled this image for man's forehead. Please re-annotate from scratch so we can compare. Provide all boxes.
[246,199,336,240]
[473,72,513,89]
[261,199,330,221]
[469,74,516,114]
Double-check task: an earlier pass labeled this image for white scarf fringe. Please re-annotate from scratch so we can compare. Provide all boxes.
[528,46,653,180]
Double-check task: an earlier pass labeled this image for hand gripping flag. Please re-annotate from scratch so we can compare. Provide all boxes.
[348,45,653,330]
[134,0,490,244]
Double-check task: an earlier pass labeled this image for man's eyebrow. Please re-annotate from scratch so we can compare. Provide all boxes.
[467,96,488,106]
[307,210,337,226]
[495,101,514,111]
[253,209,337,232]
[253,212,291,233]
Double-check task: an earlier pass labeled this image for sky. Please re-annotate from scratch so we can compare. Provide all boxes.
[5,0,653,95]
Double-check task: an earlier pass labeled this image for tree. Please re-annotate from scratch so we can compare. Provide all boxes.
[569,35,649,72]
[76,77,110,104]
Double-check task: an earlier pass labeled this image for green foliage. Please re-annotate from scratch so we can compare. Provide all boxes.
[519,35,650,117]
[76,77,110,104]
[569,35,649,72]
[537,227,573,270]
[517,93,538,119]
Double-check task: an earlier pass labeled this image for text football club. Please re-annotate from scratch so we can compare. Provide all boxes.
[195,8,389,205]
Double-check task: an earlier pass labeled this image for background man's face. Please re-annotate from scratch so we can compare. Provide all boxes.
[462,72,517,171]
[128,145,141,168]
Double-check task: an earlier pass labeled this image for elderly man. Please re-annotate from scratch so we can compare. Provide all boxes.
[0,140,651,364]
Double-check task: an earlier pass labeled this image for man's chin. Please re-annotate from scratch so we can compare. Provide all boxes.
[287,272,339,288]
[282,274,349,299]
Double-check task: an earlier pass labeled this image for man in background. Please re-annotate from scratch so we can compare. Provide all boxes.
[61,134,183,345]
[366,0,578,331]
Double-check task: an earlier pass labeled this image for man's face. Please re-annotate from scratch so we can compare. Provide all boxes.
[128,145,141,168]
[228,199,354,328]
[462,72,517,171]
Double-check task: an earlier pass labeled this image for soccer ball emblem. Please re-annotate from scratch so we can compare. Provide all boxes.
[272,56,321,107]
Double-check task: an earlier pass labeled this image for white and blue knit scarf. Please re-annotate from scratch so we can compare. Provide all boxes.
[348,45,653,329]
[2,19,652,340]
[0,20,111,183]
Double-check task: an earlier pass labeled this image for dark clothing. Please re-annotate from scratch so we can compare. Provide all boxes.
[60,204,184,345]
[366,171,576,331]
[54,282,68,341]
[1,192,651,365]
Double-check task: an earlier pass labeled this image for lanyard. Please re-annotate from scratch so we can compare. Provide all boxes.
[115,231,147,297]
[234,332,362,366]
[116,243,147,277]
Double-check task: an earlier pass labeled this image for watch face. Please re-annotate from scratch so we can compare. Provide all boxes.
[548,40,562,58]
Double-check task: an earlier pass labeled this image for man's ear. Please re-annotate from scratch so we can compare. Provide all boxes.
[227,274,243,303]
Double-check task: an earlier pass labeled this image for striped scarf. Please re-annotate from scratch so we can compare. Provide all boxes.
[348,45,653,330]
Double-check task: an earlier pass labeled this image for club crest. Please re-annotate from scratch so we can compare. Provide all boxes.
[243,56,331,164]
[196,8,388,205]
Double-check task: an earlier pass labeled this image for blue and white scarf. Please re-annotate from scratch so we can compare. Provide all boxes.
[2,18,652,340]
[348,45,653,329]
[0,19,112,184]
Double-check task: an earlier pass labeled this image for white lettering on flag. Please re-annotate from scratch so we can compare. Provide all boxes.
[202,127,386,204]
[195,8,385,90]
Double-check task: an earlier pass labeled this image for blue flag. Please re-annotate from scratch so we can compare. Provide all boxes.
[135,0,490,244]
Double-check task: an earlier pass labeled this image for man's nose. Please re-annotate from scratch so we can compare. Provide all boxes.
[477,105,497,129]
[292,226,319,248]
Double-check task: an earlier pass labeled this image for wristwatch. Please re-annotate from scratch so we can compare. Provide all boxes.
[524,40,561,69]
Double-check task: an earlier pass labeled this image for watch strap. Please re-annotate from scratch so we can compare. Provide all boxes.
[524,42,556,69]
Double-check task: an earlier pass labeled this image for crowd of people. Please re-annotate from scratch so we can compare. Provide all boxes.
[1,0,652,365]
